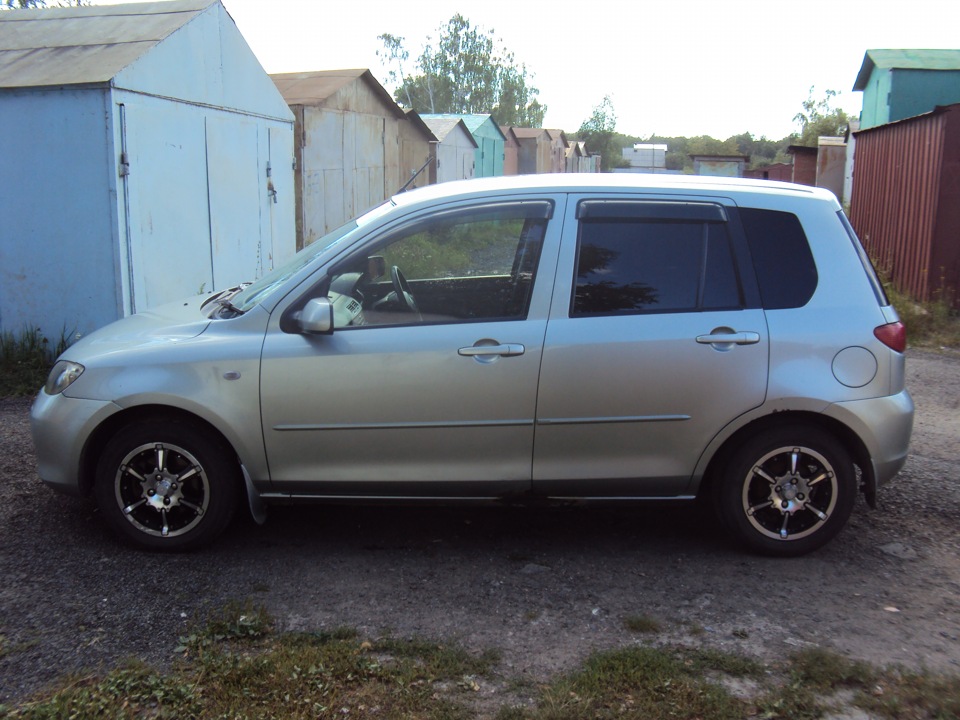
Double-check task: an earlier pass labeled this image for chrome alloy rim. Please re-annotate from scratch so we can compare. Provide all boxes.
[741,445,838,541]
[114,442,210,538]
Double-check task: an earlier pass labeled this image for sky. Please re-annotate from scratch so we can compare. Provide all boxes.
[92,0,960,140]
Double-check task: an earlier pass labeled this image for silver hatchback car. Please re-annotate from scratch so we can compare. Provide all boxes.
[32,174,913,556]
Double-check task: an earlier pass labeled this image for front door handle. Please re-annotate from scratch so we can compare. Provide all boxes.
[696,331,761,346]
[458,343,525,357]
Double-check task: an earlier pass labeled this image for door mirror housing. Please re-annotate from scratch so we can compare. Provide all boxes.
[298,297,334,334]
[367,255,386,280]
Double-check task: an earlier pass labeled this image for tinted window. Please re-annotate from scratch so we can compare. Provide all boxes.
[572,216,741,316]
[739,208,817,309]
[326,202,551,328]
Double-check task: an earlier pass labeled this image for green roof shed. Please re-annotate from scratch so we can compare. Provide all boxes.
[421,114,506,177]
[854,49,960,129]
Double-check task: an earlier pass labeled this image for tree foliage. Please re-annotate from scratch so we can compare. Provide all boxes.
[576,96,620,171]
[589,88,850,174]
[378,15,546,127]
[612,131,792,174]
[793,87,850,146]
[1,0,87,7]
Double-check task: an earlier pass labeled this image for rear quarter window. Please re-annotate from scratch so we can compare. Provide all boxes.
[738,208,818,310]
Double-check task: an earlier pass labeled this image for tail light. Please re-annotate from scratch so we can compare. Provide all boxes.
[874,322,906,353]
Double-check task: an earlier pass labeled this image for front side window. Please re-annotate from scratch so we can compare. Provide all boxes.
[325,202,551,328]
[572,201,741,316]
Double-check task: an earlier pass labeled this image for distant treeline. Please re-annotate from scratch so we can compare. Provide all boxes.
[611,132,796,173]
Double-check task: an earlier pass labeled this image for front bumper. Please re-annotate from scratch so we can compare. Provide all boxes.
[31,391,120,496]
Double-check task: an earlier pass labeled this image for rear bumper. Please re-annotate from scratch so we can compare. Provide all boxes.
[826,389,914,487]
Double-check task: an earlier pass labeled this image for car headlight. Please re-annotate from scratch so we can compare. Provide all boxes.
[45,360,85,395]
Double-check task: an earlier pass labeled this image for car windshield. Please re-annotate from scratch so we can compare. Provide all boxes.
[229,200,395,313]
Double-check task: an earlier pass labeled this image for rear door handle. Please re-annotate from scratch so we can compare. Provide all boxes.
[696,332,761,346]
[458,343,525,357]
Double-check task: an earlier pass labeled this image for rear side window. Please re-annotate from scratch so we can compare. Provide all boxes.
[739,208,817,309]
[572,201,742,316]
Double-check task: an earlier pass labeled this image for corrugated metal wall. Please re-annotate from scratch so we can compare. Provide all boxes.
[848,106,960,303]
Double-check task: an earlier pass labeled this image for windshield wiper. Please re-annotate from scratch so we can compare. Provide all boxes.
[214,285,249,318]
[216,296,244,318]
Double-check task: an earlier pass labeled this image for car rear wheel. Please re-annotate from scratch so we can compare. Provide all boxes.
[717,426,857,556]
[94,420,239,551]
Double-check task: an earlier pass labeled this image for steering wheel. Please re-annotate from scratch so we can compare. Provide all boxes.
[390,265,422,319]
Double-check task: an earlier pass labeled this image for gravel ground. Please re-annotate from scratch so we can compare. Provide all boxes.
[1,349,959,704]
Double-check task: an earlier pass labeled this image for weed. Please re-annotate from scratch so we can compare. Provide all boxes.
[682,648,765,677]
[175,598,272,656]
[520,646,748,719]
[7,608,960,720]
[0,326,71,397]
[858,668,960,718]
[789,646,876,689]
[372,636,501,678]
[623,614,663,634]
[880,269,960,349]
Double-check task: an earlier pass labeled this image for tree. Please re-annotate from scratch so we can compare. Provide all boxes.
[2,0,87,7]
[379,15,546,127]
[577,96,619,171]
[376,33,414,108]
[793,87,850,146]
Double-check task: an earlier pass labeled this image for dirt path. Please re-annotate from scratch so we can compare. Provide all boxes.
[1,349,958,703]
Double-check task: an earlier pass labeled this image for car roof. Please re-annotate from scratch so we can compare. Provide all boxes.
[391,173,834,209]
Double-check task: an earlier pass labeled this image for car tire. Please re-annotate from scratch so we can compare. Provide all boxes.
[716,425,857,557]
[94,419,240,551]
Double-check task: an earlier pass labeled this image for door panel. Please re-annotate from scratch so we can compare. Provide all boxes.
[259,196,566,496]
[534,309,768,496]
[533,194,768,497]
[260,321,545,494]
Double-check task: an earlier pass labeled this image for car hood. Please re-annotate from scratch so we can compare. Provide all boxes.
[63,294,214,361]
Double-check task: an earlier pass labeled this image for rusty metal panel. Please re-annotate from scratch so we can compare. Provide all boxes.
[384,116,401,194]
[297,104,396,244]
[816,140,846,201]
[849,105,960,303]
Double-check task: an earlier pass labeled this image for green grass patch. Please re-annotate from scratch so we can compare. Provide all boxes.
[753,647,960,720]
[504,646,750,719]
[5,604,960,720]
[623,614,663,634]
[7,603,491,720]
[882,273,960,350]
[0,327,70,397]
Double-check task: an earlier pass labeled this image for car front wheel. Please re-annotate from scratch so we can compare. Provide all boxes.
[717,426,857,556]
[94,420,240,551]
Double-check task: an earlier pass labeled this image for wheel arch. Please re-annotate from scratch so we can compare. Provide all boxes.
[698,411,876,507]
[78,405,248,501]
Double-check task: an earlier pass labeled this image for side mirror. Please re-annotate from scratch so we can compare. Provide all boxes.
[298,297,334,334]
[367,255,386,280]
